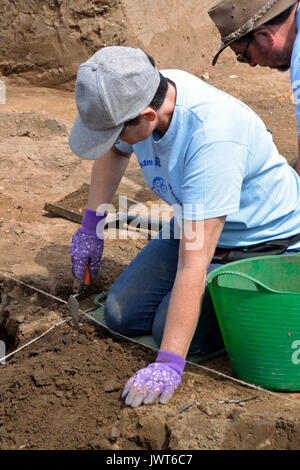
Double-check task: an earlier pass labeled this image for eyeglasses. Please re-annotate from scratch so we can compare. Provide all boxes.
[236,37,253,64]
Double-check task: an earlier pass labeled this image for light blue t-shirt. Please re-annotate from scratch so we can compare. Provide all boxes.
[291,2,300,134]
[117,69,300,249]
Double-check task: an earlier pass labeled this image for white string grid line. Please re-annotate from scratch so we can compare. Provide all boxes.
[0,271,300,406]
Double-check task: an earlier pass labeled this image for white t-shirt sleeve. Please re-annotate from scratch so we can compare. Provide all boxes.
[182,139,248,220]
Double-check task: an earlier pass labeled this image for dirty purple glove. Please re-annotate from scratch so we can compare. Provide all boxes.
[70,208,106,280]
[122,350,186,408]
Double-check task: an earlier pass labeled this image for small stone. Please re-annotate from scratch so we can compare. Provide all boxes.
[198,403,214,416]
[110,342,123,354]
[31,371,52,387]
[8,286,24,301]
[201,72,210,81]
[103,379,120,393]
[111,426,120,439]
[14,226,24,236]
[15,313,25,323]
[29,293,38,304]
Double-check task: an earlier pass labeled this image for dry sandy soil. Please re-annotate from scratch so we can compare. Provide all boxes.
[0,0,300,451]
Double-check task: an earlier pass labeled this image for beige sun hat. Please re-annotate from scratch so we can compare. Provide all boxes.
[208,0,298,65]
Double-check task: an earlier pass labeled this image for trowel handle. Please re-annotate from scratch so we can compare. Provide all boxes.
[83,262,91,288]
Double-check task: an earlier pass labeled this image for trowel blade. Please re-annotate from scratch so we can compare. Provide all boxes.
[67,294,79,327]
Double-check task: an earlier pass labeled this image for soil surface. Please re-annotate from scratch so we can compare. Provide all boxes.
[0,0,300,451]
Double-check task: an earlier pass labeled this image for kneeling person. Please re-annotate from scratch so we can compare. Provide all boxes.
[69,46,300,408]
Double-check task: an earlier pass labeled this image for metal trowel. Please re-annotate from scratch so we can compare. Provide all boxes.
[68,263,91,327]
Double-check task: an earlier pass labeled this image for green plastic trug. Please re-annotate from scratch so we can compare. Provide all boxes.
[207,254,300,391]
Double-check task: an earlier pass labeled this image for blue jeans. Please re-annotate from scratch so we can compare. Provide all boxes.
[104,219,299,355]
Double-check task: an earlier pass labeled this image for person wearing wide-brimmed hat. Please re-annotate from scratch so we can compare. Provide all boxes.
[69,46,300,408]
[208,0,300,174]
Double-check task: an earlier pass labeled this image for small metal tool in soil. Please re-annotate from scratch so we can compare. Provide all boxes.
[68,263,92,328]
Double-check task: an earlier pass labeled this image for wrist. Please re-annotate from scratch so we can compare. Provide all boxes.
[79,208,107,236]
[155,349,186,376]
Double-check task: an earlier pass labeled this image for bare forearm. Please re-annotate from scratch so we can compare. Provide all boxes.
[87,148,131,211]
[160,267,206,358]
[160,217,225,358]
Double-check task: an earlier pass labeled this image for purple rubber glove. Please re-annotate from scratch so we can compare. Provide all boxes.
[70,208,106,280]
[122,350,186,408]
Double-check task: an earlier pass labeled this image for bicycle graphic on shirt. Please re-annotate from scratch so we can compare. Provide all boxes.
[151,177,168,197]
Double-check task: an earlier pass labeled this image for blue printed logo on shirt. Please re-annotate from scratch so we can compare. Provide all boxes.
[155,156,161,167]
[152,177,168,196]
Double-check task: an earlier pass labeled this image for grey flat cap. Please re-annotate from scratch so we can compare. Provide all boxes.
[69,46,161,159]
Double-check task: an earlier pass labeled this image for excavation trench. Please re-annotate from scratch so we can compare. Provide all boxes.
[0,277,300,449]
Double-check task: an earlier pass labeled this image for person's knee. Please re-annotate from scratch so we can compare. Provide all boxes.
[104,290,127,333]
[104,288,144,336]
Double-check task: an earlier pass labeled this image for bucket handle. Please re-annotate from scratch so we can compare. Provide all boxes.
[211,270,282,293]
